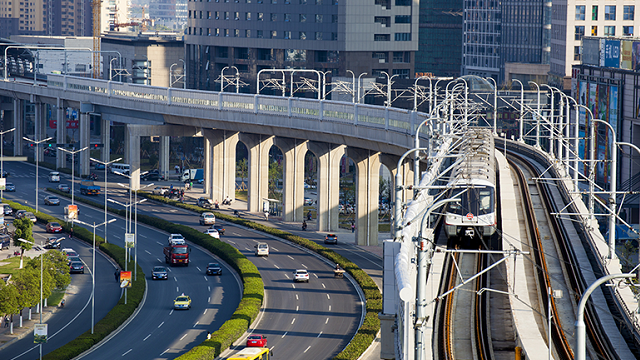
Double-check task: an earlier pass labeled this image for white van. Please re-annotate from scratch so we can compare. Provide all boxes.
[110,163,131,175]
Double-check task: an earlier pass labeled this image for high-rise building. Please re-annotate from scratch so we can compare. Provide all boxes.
[0,0,95,38]
[461,0,551,85]
[149,0,187,30]
[415,0,463,78]
[551,1,639,90]
[185,0,418,93]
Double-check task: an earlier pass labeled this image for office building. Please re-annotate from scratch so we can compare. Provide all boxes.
[415,0,463,78]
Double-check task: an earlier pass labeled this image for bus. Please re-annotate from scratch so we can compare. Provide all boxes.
[227,347,271,360]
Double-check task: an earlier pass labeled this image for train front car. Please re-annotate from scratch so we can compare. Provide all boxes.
[444,128,498,248]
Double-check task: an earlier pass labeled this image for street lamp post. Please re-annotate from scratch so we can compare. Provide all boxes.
[90,157,123,243]
[17,237,42,360]
[346,70,355,103]
[57,146,89,207]
[576,273,635,360]
[22,136,53,213]
[109,192,149,281]
[592,119,617,260]
[381,71,399,107]
[74,218,116,334]
[511,79,524,142]
[357,72,367,104]
[0,128,15,198]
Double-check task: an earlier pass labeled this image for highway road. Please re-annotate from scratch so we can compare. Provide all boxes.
[1,162,242,360]
[0,221,121,360]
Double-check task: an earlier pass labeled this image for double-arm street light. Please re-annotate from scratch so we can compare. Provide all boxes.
[108,192,149,281]
[57,146,89,207]
[17,237,43,359]
[74,218,116,334]
[0,128,15,198]
[90,157,123,243]
[23,136,53,213]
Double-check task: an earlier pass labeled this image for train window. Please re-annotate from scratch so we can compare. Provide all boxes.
[478,189,493,213]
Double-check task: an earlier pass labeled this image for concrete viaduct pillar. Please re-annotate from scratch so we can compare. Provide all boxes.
[79,112,90,176]
[34,101,46,161]
[203,129,238,203]
[101,118,110,163]
[159,136,170,182]
[12,99,23,156]
[380,154,415,238]
[240,134,273,213]
[308,142,344,232]
[347,148,380,246]
[56,99,66,169]
[273,137,306,222]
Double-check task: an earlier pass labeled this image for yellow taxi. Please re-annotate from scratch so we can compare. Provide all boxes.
[173,294,192,310]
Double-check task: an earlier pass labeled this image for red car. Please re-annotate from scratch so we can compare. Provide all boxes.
[46,222,63,233]
[246,334,267,347]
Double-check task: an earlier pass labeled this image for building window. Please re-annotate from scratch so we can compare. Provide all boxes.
[331,32,337,40]
[300,31,307,39]
[392,69,409,79]
[624,26,634,36]
[257,30,263,38]
[393,51,409,63]
[284,31,291,39]
[224,29,229,36]
[624,5,635,20]
[245,29,250,37]
[605,5,616,20]
[200,11,203,18]
[199,28,203,35]
[215,28,220,36]
[315,0,321,4]
[395,0,409,5]
[300,0,306,3]
[372,69,386,78]
[372,52,388,63]
[207,11,211,19]
[395,15,410,23]
[374,34,390,41]
[332,15,338,23]
[271,30,277,38]
[591,26,597,36]
[285,13,291,21]
[271,13,277,21]
[235,29,239,36]
[575,25,584,40]
[394,32,411,41]
[300,14,306,22]
[258,12,263,20]
[575,5,585,20]
[245,12,251,20]
[574,46,581,61]
[315,32,323,40]
[234,12,239,20]
[604,26,615,36]
[215,11,219,19]
[315,14,322,22]
[271,0,277,3]
[207,28,211,35]
[224,11,229,20]
[592,5,598,20]
[217,47,228,57]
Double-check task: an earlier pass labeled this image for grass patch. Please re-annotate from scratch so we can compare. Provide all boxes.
[0,255,25,276]
[48,289,65,306]
[235,190,247,202]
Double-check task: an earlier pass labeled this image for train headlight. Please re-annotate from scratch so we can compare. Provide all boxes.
[445,225,457,235]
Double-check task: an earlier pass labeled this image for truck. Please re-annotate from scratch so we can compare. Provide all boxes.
[181,168,203,183]
[163,244,190,266]
[80,180,100,195]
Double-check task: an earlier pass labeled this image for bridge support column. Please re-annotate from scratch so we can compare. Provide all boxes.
[380,154,415,228]
[159,136,170,182]
[126,125,141,190]
[274,137,306,222]
[308,142,344,232]
[348,148,380,246]
[56,99,66,169]
[241,134,273,213]
[34,102,46,161]
[13,99,22,156]
[79,112,90,176]
[101,118,110,163]
[204,130,238,202]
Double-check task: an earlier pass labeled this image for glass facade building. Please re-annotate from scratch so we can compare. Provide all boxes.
[415,0,463,78]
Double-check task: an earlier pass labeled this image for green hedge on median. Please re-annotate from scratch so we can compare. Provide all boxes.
[136,193,381,360]
[46,189,264,360]
[1,199,145,360]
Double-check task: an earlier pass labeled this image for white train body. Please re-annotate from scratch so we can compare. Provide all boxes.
[444,128,497,242]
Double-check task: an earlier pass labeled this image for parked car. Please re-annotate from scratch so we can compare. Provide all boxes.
[206,262,222,275]
[5,183,15,192]
[61,248,77,256]
[44,196,60,206]
[197,197,214,209]
[324,234,338,245]
[46,222,63,233]
[246,335,267,347]
[293,269,309,282]
[152,266,168,280]
[14,210,27,219]
[69,261,84,274]
[304,197,314,206]
[57,184,71,193]
[203,228,220,239]
[152,187,169,196]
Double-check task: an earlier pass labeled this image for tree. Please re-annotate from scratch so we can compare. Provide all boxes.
[43,251,71,289]
[237,158,248,182]
[12,267,41,316]
[0,282,19,322]
[12,217,34,269]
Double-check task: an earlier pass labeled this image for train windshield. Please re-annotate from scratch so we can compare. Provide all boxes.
[449,186,495,216]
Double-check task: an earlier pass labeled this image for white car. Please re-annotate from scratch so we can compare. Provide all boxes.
[203,228,220,239]
[168,234,186,245]
[48,171,60,182]
[293,269,309,282]
[255,242,269,256]
[199,212,216,225]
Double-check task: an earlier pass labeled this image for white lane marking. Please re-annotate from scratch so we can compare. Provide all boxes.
[291,318,296,324]
[174,277,178,282]
[122,349,133,356]
[291,284,295,289]
[169,209,178,212]
[281,332,287,338]
[140,234,148,238]
[271,247,279,251]
[295,294,298,300]
[208,296,211,302]
[208,286,210,291]
[145,250,152,255]
[229,240,236,244]
[170,310,174,315]
[180,334,188,341]
[287,255,294,260]
[194,321,199,327]
[313,273,318,278]
[157,258,162,263]
[296,305,299,311]
[156,241,163,246]
[203,309,207,314]
[196,266,201,272]
[167,268,172,272]
[301,264,308,269]
[284,274,289,280]
[143,334,151,341]
[322,283,325,288]
[231,233,241,237]
[325,318,329,324]
[160,349,170,356]
[317,331,323,338]
[158,321,164,328]
[274,264,280,269]
[204,276,208,281]
[177,287,179,292]
[304,346,311,353]
[329,305,332,311]
[326,294,330,300]
[244,247,251,251]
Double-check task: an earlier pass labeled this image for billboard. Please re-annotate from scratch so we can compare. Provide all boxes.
[621,40,633,69]
[34,324,47,344]
[125,233,135,248]
[119,271,132,288]
[604,40,621,68]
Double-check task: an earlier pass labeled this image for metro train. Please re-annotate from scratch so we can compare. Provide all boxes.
[443,127,498,247]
